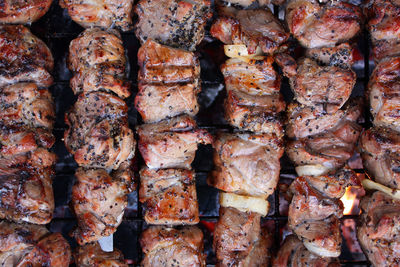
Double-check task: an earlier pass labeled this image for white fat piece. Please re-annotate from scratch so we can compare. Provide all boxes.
[219,192,269,216]
[224,45,265,63]
[98,234,113,252]
[362,179,400,200]
[303,240,341,258]
[295,164,331,177]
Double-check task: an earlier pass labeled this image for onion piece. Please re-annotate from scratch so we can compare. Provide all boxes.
[219,192,269,216]
[303,240,341,258]
[295,164,331,177]
[362,179,400,200]
[224,44,263,60]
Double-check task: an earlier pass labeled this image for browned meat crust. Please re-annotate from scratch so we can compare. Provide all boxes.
[75,242,128,267]
[0,0,52,24]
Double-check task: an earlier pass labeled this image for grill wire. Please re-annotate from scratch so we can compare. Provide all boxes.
[32,1,373,266]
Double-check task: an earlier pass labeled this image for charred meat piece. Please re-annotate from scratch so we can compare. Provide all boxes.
[369,56,400,131]
[286,99,363,170]
[365,0,400,61]
[0,83,55,129]
[222,57,285,135]
[64,91,135,170]
[358,191,400,267]
[71,165,133,245]
[286,0,362,49]
[0,0,52,24]
[141,226,205,267]
[273,235,340,267]
[139,167,199,225]
[305,43,355,69]
[68,28,130,98]
[211,8,289,55]
[0,221,70,267]
[137,115,211,170]
[276,53,356,113]
[75,242,128,267]
[213,207,272,267]
[60,0,133,31]
[0,25,53,87]
[209,132,283,199]
[135,40,201,123]
[359,127,400,190]
[134,0,212,51]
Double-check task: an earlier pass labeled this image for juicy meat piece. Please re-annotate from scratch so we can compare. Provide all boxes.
[305,43,355,69]
[64,91,135,170]
[359,127,400,190]
[0,0,52,24]
[0,83,55,129]
[213,207,272,266]
[365,0,400,61]
[0,221,70,267]
[68,28,130,98]
[358,191,400,267]
[60,0,133,31]
[135,40,201,123]
[134,0,212,51]
[369,56,400,131]
[273,235,340,267]
[286,0,362,48]
[139,167,199,225]
[286,99,363,170]
[0,25,53,87]
[211,9,289,54]
[137,115,212,170]
[276,53,356,113]
[71,166,133,245]
[75,242,128,267]
[141,226,205,267]
[209,132,284,199]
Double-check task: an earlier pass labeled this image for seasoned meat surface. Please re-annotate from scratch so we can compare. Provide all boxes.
[141,226,205,267]
[0,0,52,24]
[365,0,400,61]
[358,191,400,267]
[213,207,272,267]
[211,8,289,54]
[215,0,284,7]
[0,221,70,267]
[134,0,212,51]
[75,242,128,267]
[60,0,133,31]
[305,43,355,69]
[137,115,212,170]
[286,0,362,48]
[64,91,135,170]
[0,25,53,87]
[135,40,201,123]
[369,56,400,131]
[209,132,283,199]
[68,28,130,98]
[273,235,340,267]
[71,166,133,245]
[139,167,199,225]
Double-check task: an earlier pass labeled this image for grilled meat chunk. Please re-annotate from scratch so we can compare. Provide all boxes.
[286,98,363,170]
[215,0,284,8]
[369,56,400,131]
[60,0,133,31]
[305,43,355,69]
[64,91,135,170]
[286,0,362,49]
[360,127,400,190]
[71,165,133,245]
[0,0,52,24]
[273,235,340,267]
[135,40,201,123]
[139,167,199,225]
[68,28,130,98]
[141,226,205,267]
[0,221,70,267]
[276,53,356,113]
[213,207,272,267]
[134,0,212,51]
[0,83,55,129]
[211,8,289,55]
[358,191,400,267]
[221,57,285,135]
[209,132,283,199]
[0,25,53,87]
[75,242,128,267]
[137,115,212,170]
[365,0,400,61]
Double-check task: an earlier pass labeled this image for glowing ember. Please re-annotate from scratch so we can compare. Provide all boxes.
[341,186,359,215]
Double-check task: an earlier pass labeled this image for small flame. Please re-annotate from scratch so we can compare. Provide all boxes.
[341,186,358,215]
